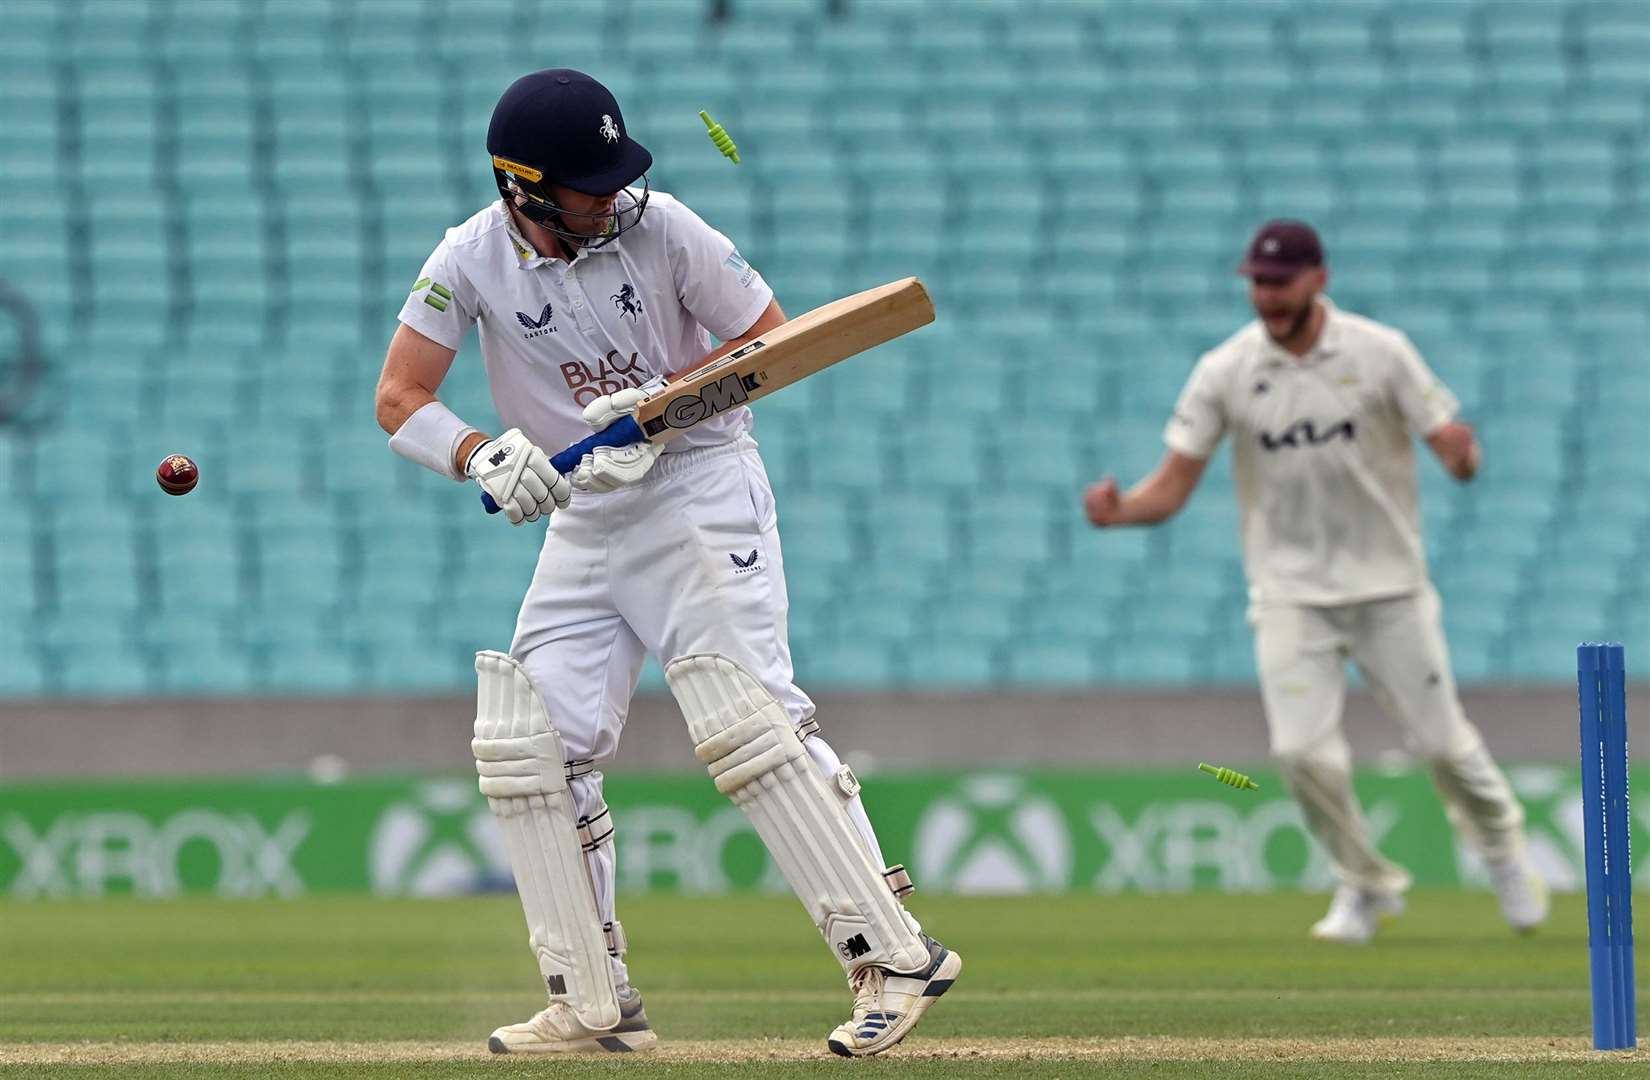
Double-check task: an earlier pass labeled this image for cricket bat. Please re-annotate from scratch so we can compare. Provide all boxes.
[483,276,934,512]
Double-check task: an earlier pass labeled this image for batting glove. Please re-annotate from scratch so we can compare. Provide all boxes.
[466,428,571,524]
[572,386,665,493]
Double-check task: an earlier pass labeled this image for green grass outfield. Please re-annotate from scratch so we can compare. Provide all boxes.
[0,892,1643,1078]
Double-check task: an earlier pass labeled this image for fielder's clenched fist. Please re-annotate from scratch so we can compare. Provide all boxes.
[1083,476,1124,527]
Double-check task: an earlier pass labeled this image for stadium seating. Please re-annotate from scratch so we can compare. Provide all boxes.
[0,0,1646,696]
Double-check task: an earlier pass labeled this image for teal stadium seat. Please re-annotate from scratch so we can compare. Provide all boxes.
[796,639,902,690]
[3,0,1649,697]
[0,2,56,63]
[55,646,156,698]
[1005,642,1101,688]
[158,4,243,60]
[361,636,474,693]
[1578,2,1650,73]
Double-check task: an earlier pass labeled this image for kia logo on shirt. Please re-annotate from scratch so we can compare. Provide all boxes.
[1258,418,1356,451]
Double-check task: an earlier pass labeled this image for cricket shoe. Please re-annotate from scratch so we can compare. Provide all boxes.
[487,985,657,1054]
[1310,885,1406,944]
[1487,849,1550,933]
[826,934,962,1057]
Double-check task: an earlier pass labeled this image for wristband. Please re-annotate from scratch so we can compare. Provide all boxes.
[387,400,478,481]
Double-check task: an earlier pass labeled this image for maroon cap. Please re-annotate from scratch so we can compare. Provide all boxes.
[1238,219,1324,278]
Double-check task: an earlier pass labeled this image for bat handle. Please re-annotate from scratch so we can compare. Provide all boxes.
[479,416,648,514]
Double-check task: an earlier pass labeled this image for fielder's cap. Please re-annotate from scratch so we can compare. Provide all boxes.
[1238,219,1325,278]
[487,69,652,195]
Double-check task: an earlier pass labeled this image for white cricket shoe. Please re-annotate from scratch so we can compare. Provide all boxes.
[1310,885,1406,944]
[826,934,962,1058]
[1488,850,1550,933]
[487,985,657,1054]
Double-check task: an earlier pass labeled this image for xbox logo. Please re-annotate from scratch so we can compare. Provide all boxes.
[369,781,508,896]
[912,774,1073,894]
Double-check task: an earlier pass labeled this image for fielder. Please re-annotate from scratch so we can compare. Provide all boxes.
[1083,220,1549,944]
[372,69,958,1055]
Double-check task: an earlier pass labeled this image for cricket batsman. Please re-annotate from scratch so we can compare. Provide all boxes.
[373,70,959,1054]
[1083,220,1549,944]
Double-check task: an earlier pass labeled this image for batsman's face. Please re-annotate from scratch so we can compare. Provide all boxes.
[545,184,619,237]
[1248,267,1326,343]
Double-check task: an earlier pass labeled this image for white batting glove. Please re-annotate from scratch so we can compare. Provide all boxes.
[466,428,571,524]
[572,386,665,493]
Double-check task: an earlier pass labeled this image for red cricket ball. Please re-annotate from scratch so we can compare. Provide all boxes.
[156,454,199,496]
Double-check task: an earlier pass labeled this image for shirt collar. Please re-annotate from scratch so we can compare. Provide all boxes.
[497,200,625,271]
[1258,296,1342,367]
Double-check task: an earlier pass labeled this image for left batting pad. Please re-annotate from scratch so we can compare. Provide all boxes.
[473,651,621,1031]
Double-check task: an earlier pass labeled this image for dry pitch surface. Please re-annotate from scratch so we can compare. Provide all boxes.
[2,1035,1644,1064]
[1,893,1644,1078]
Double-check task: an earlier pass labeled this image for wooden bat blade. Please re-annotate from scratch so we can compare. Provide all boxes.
[636,277,933,439]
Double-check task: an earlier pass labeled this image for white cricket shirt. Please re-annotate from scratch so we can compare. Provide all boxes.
[397,191,773,456]
[1163,298,1460,606]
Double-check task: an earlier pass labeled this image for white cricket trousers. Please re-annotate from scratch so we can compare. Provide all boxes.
[508,437,892,988]
[1250,585,1526,894]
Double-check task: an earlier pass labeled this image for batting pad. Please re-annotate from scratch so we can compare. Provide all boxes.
[473,651,620,1032]
[667,653,929,975]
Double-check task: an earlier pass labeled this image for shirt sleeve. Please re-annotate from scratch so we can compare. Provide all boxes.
[1162,353,1227,460]
[1389,332,1460,437]
[666,201,774,341]
[397,238,480,351]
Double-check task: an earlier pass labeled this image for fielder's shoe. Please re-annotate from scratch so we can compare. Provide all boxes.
[487,985,657,1054]
[1310,885,1406,944]
[826,934,962,1058]
[1488,849,1550,933]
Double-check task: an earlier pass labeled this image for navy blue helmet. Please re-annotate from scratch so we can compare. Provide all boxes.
[487,69,653,247]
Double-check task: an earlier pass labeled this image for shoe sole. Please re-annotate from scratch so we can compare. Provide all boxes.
[1502,876,1551,935]
[826,948,963,1058]
[488,1029,658,1054]
[1309,898,1404,945]
[1309,928,1375,944]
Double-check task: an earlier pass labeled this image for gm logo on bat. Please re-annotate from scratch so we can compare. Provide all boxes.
[642,370,766,436]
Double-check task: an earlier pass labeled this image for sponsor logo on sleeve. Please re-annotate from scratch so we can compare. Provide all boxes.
[723,250,756,288]
[410,277,453,312]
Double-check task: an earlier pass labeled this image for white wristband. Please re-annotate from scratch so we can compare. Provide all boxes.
[388,400,478,481]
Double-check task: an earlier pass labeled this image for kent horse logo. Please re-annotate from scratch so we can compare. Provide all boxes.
[611,283,642,321]
[1259,418,1355,451]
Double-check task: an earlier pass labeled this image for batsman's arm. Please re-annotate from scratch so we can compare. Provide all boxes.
[669,297,787,380]
[375,324,491,476]
[1083,451,1207,527]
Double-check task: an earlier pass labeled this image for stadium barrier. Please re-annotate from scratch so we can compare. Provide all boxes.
[0,767,1634,899]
